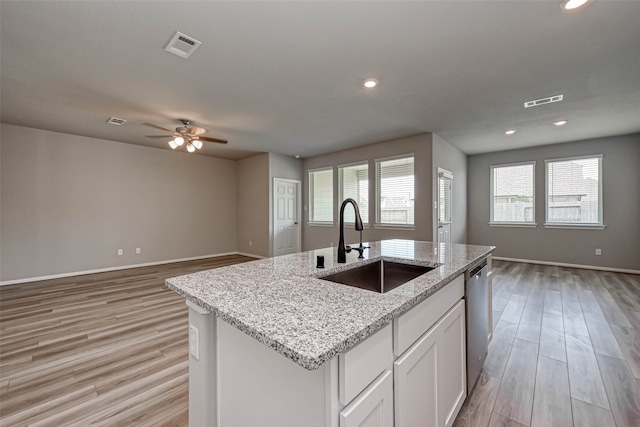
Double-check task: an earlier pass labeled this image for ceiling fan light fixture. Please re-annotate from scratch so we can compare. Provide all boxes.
[168,140,178,149]
[192,139,203,149]
[186,143,196,153]
[174,136,185,146]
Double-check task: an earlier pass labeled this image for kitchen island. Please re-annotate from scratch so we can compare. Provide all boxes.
[167,240,494,427]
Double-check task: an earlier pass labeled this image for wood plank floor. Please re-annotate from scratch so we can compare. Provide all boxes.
[2,258,639,426]
[0,255,254,427]
[455,260,640,427]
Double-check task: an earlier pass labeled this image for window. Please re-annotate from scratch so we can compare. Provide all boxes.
[339,163,369,223]
[375,155,414,226]
[546,155,603,226]
[490,162,535,225]
[438,169,453,224]
[308,168,333,223]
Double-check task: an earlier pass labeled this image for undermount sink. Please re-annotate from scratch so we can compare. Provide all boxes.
[319,260,434,293]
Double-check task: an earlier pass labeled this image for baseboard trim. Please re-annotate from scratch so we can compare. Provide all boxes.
[492,256,640,275]
[0,252,256,286]
[237,252,267,259]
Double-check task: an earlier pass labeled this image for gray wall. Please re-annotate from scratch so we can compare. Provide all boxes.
[432,134,468,244]
[1,124,238,281]
[302,134,433,250]
[468,133,640,270]
[236,152,302,258]
[236,153,270,257]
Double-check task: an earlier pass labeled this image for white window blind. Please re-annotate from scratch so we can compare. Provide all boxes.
[438,173,452,223]
[546,155,602,225]
[490,162,535,224]
[376,155,414,225]
[309,168,333,223]
[339,163,369,223]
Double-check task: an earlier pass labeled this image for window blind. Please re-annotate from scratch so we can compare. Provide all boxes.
[309,168,333,222]
[438,175,452,223]
[339,163,369,223]
[546,156,602,224]
[376,156,414,225]
[491,163,535,223]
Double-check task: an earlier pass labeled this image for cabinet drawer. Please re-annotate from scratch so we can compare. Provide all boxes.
[339,323,393,405]
[340,369,393,427]
[393,274,464,356]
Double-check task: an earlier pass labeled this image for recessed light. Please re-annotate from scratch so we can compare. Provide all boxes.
[363,79,378,88]
[505,129,517,135]
[294,155,300,159]
[553,120,568,126]
[561,0,590,11]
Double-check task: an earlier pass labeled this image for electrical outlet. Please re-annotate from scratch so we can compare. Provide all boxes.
[136,248,141,254]
[595,249,602,256]
[249,240,252,247]
[189,325,199,360]
[117,249,123,256]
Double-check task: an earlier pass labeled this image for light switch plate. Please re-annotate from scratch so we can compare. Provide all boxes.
[189,324,199,360]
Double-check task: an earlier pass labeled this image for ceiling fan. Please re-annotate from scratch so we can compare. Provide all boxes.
[144,119,228,153]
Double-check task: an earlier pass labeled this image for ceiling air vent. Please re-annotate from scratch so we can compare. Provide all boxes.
[165,31,202,59]
[524,94,564,108]
[106,117,127,125]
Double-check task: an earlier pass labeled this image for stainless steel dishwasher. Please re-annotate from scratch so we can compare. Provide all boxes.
[465,260,489,394]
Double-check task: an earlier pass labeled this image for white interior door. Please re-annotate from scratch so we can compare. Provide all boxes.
[437,169,453,246]
[273,178,301,256]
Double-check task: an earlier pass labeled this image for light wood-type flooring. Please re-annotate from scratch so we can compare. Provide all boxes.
[455,260,640,427]
[0,255,254,427]
[2,258,639,426]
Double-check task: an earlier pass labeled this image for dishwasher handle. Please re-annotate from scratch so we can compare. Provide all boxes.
[469,262,486,278]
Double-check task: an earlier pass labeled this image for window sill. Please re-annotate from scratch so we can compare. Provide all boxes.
[489,222,537,228]
[373,223,415,231]
[343,223,371,229]
[544,223,606,230]
[307,222,334,227]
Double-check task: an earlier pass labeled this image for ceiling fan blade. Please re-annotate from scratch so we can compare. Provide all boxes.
[143,123,174,133]
[198,136,228,144]
[146,135,174,139]
[186,126,208,136]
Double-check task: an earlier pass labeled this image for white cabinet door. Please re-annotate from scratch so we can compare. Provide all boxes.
[394,323,439,427]
[394,299,467,427]
[437,300,466,427]
[340,370,393,427]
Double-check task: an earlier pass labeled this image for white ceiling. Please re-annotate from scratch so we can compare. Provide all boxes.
[2,1,640,160]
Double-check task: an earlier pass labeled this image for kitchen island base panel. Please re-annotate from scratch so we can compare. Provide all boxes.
[189,302,342,427]
[187,301,218,427]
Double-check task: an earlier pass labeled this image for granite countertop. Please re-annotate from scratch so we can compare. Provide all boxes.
[166,240,494,370]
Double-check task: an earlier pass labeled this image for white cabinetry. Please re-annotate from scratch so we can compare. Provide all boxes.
[339,324,393,405]
[394,318,439,427]
[437,300,467,427]
[340,370,394,427]
[394,300,466,427]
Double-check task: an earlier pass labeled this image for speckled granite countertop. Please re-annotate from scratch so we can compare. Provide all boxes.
[166,240,494,370]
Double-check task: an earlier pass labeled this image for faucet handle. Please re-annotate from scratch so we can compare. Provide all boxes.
[345,245,353,253]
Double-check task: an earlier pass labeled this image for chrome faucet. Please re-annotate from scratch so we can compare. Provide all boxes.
[338,198,369,263]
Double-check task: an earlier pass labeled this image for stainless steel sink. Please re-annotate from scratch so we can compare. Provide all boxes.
[319,260,434,293]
